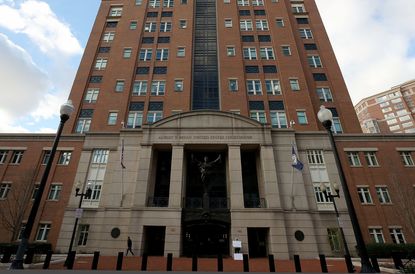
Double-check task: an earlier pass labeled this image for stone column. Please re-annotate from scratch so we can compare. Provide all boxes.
[228,145,244,209]
[168,145,184,208]
[133,145,153,207]
[260,145,282,208]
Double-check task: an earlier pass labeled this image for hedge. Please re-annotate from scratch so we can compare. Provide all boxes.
[366,243,415,258]
[0,243,52,254]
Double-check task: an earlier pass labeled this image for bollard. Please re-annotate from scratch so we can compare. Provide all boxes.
[243,254,249,272]
[141,253,148,271]
[392,252,403,270]
[268,254,276,272]
[370,257,380,273]
[344,254,355,273]
[319,254,328,273]
[217,253,223,272]
[167,253,173,271]
[42,250,53,269]
[91,251,100,270]
[24,248,35,264]
[116,251,123,270]
[294,254,302,273]
[67,251,76,270]
[192,254,197,271]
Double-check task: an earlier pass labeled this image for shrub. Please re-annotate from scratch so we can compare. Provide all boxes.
[366,243,415,258]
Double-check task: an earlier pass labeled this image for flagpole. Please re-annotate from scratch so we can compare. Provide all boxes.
[120,139,125,207]
[290,166,295,210]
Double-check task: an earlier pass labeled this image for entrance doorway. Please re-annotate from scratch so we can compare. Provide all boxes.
[143,226,165,256]
[247,228,268,257]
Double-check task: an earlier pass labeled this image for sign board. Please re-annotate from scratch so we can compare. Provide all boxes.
[232,240,242,248]
[233,253,243,260]
[75,208,83,218]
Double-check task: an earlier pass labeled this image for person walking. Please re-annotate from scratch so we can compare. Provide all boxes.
[126,236,134,256]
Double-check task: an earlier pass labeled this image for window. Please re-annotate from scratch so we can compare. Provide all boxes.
[48,184,62,200]
[240,20,253,31]
[250,111,266,124]
[245,66,259,73]
[256,19,269,30]
[332,117,343,134]
[376,187,391,204]
[142,37,154,44]
[357,187,372,204]
[307,150,324,164]
[308,55,322,68]
[151,80,166,95]
[292,4,305,13]
[149,0,160,8]
[156,48,169,61]
[238,0,249,6]
[136,0,142,5]
[76,118,91,133]
[177,47,185,57]
[92,149,109,164]
[99,47,110,53]
[133,81,147,95]
[258,35,271,42]
[77,224,90,246]
[136,67,150,74]
[146,12,158,17]
[163,0,174,7]
[296,17,309,24]
[252,0,264,6]
[270,111,287,128]
[154,66,167,74]
[147,111,163,124]
[58,151,72,165]
[42,151,51,165]
[179,19,187,28]
[160,21,172,32]
[276,18,284,27]
[228,79,238,91]
[181,0,187,4]
[139,49,153,61]
[313,184,333,203]
[144,22,157,32]
[103,32,115,42]
[108,112,118,125]
[304,43,317,50]
[0,150,8,164]
[157,36,170,43]
[400,151,414,166]
[127,111,143,128]
[263,65,277,73]
[32,185,39,199]
[225,19,233,28]
[246,80,262,95]
[36,224,51,241]
[0,183,11,199]
[316,88,333,102]
[364,152,379,166]
[243,47,257,60]
[296,111,307,124]
[123,48,132,58]
[389,228,406,244]
[282,46,291,56]
[290,79,300,91]
[239,10,250,16]
[265,80,281,95]
[106,21,118,28]
[369,228,385,243]
[260,47,274,60]
[347,152,361,166]
[129,21,137,30]
[227,46,235,56]
[94,58,107,70]
[299,28,313,39]
[84,149,109,206]
[313,73,328,81]
[241,35,255,42]
[109,7,123,17]
[175,79,184,92]
[115,80,125,92]
[84,89,99,103]
[10,151,24,164]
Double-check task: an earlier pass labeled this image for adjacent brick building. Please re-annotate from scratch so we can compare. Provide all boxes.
[0,0,414,259]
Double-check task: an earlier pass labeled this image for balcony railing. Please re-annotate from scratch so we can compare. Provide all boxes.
[244,197,267,208]
[147,196,169,207]
[184,197,229,209]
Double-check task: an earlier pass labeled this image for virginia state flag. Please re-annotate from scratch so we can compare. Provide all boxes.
[291,145,304,171]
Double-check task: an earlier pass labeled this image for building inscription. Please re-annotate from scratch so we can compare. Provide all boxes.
[158,135,253,140]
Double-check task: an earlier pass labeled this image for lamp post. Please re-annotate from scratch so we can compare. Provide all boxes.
[10,100,74,269]
[320,182,354,273]
[317,105,376,273]
[64,181,92,267]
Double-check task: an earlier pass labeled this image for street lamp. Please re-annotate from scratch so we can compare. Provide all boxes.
[317,105,376,273]
[10,100,74,269]
[64,181,92,267]
[320,182,355,273]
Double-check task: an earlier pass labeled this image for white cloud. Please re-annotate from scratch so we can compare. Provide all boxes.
[0,0,83,57]
[315,0,415,104]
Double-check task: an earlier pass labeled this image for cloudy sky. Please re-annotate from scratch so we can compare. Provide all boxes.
[0,0,414,133]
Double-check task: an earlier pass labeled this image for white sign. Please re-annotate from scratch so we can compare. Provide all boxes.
[233,253,243,260]
[75,208,83,218]
[232,240,242,248]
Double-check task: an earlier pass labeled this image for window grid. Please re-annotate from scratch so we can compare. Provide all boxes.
[36,224,51,241]
[133,81,147,96]
[84,89,99,103]
[307,150,324,164]
[308,55,322,68]
[297,111,307,124]
[376,187,391,204]
[314,184,333,203]
[255,19,269,30]
[229,79,238,91]
[108,112,118,125]
[0,183,11,199]
[156,48,169,61]
[400,151,414,166]
[144,22,157,32]
[0,150,8,164]
[94,58,107,70]
[58,151,72,165]
[290,79,300,91]
[147,111,163,124]
[240,20,253,31]
[160,21,172,32]
[139,49,153,61]
[316,87,333,102]
[75,118,91,133]
[270,111,287,128]
[246,80,262,95]
[10,151,24,164]
[42,151,51,165]
[250,111,266,124]
[299,28,313,39]
[357,187,372,204]
[265,79,281,95]
[260,47,275,60]
[151,81,166,95]
[389,228,406,244]
[48,184,62,200]
[347,152,361,166]
[364,152,379,166]
[127,111,143,128]
[369,228,385,243]
[77,224,90,246]
[243,47,257,60]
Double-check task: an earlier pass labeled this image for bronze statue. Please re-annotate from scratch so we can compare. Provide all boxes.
[192,154,221,192]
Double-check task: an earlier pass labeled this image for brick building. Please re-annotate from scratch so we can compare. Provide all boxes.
[355,79,415,134]
[0,0,414,259]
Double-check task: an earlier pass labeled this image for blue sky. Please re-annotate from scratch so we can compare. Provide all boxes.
[0,0,414,133]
